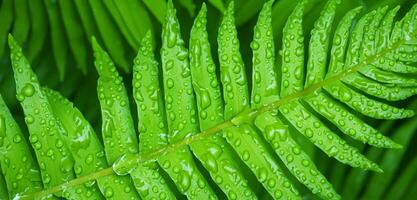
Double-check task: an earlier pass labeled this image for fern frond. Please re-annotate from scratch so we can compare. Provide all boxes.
[2,1,417,200]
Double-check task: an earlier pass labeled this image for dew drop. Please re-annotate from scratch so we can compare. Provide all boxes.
[25,115,34,124]
[13,135,22,143]
[242,151,250,161]
[251,41,260,50]
[200,91,211,109]
[104,187,114,198]
[21,83,35,97]
[178,172,191,192]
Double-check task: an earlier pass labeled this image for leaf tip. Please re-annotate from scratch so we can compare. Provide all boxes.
[405,109,415,118]
[139,30,153,52]
[225,0,234,15]
[374,166,384,173]
[7,34,19,51]
[200,2,207,15]
[369,162,383,173]
[392,142,403,149]
[352,6,364,13]
[194,3,207,25]
[166,0,176,17]
[91,36,101,54]
[143,30,152,42]
[392,5,401,12]
[266,0,275,7]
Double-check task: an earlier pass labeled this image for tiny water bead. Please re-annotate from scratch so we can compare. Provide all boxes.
[21,83,35,97]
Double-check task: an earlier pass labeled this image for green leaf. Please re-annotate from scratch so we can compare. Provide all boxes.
[12,0,30,45]
[0,172,8,200]
[385,153,417,200]
[44,87,140,199]
[0,94,44,199]
[255,112,339,200]
[43,0,68,81]
[8,35,100,199]
[0,0,14,57]
[130,31,176,199]
[73,0,99,39]
[143,0,167,23]
[89,0,130,72]
[190,4,257,199]
[158,1,217,198]
[4,1,417,200]
[59,0,89,74]
[26,0,48,62]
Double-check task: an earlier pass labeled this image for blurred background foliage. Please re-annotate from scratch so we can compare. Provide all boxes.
[0,0,416,199]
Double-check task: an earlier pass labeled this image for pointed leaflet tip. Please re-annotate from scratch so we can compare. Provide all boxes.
[225,1,234,15]
[139,30,153,51]
[392,5,401,12]
[165,0,175,20]
[220,1,236,28]
[143,30,152,40]
[351,6,364,14]
[91,36,102,74]
[7,33,15,47]
[194,3,207,25]
[7,34,26,71]
[265,0,275,8]
[373,165,384,173]
[258,0,274,18]
[295,0,306,12]
[91,36,101,54]
[405,109,415,118]
[199,2,207,16]
[7,34,19,52]
[392,142,403,149]
[167,0,174,9]
[91,37,115,77]
[367,160,383,173]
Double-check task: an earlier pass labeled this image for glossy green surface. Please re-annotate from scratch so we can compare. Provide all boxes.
[1,1,417,199]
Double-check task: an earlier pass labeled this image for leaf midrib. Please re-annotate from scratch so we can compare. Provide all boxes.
[18,28,413,200]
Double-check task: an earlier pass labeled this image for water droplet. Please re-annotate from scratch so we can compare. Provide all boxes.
[215,175,223,184]
[200,91,211,109]
[167,31,177,48]
[16,94,25,102]
[21,83,35,97]
[251,41,259,50]
[85,154,94,164]
[334,35,341,45]
[257,168,267,182]
[301,159,310,166]
[267,178,276,188]
[178,172,191,192]
[253,94,261,104]
[165,60,174,70]
[103,115,116,138]
[166,79,174,88]
[104,187,114,198]
[339,88,352,101]
[203,154,218,173]
[292,147,301,155]
[25,115,34,124]
[13,135,22,143]
[282,80,289,88]
[242,151,250,161]
[229,191,237,199]
[60,156,73,173]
